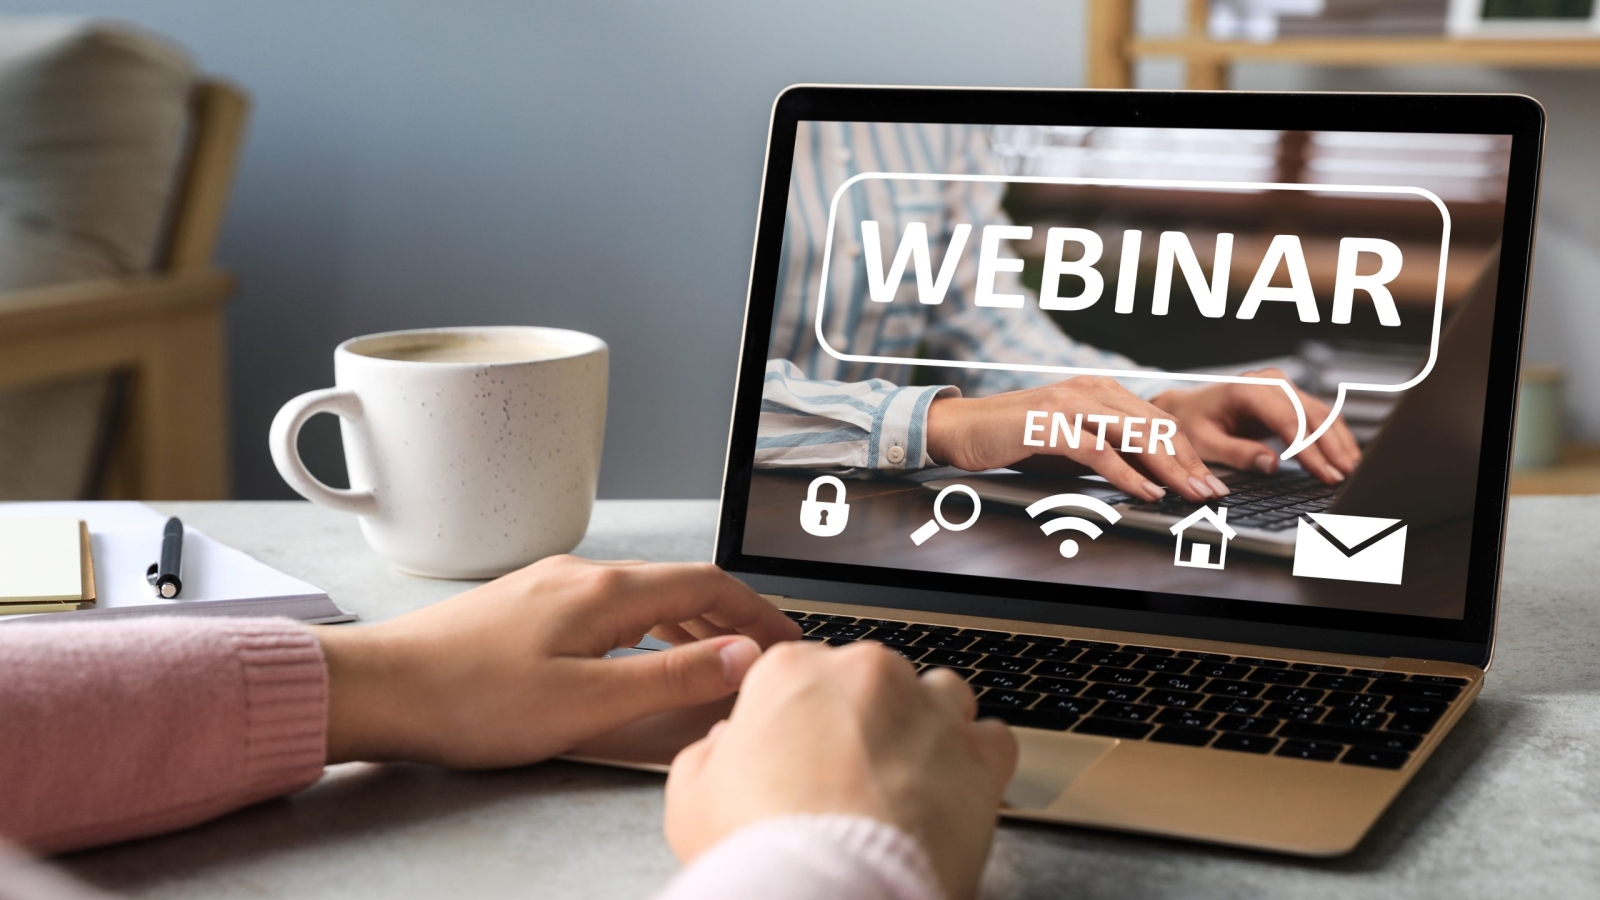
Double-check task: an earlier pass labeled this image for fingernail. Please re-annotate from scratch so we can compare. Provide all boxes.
[718,638,761,688]
[1204,475,1230,497]
[1142,481,1165,501]
[1325,466,1346,484]
[1188,476,1213,499]
[1254,454,1277,474]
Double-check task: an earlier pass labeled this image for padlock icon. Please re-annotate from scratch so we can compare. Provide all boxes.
[800,475,850,537]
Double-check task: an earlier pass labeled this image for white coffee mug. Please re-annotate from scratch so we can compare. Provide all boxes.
[269,326,608,578]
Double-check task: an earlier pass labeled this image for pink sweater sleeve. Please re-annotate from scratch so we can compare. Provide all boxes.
[0,617,328,854]
[654,815,946,900]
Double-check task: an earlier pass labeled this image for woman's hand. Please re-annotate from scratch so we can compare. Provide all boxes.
[1151,368,1361,485]
[316,555,800,768]
[664,641,1018,900]
[926,375,1226,502]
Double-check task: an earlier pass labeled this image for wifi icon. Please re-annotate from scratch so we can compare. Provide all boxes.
[1025,494,1123,558]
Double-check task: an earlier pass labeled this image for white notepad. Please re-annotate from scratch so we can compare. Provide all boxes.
[0,517,84,603]
[0,502,353,623]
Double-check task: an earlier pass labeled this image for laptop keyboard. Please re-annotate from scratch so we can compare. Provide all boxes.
[1107,471,1339,532]
[786,610,1468,770]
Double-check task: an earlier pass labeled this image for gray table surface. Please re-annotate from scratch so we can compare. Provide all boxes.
[53,498,1600,899]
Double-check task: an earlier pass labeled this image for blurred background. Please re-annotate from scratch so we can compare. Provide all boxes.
[1,0,1597,502]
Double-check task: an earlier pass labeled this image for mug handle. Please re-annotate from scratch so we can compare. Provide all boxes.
[269,388,378,515]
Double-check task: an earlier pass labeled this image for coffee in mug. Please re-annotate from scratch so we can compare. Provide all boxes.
[269,326,607,578]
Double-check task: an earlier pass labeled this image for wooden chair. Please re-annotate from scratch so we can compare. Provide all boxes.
[0,80,248,500]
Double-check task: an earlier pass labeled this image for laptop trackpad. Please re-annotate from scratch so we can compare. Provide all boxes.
[1003,729,1119,810]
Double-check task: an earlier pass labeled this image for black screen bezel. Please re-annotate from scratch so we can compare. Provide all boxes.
[715,86,1544,667]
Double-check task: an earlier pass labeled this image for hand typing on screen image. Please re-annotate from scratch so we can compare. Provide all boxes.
[925,367,1359,502]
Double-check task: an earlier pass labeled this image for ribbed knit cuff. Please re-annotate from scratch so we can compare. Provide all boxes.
[223,621,329,796]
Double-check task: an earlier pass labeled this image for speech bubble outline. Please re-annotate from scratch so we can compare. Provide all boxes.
[812,172,1451,461]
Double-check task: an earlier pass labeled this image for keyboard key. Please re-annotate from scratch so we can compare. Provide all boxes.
[803,613,854,623]
[1247,668,1309,686]
[1367,681,1461,702]
[970,670,1031,690]
[1216,715,1279,735]
[978,689,1039,708]
[781,610,807,621]
[1264,702,1324,722]
[959,629,1012,641]
[1386,697,1448,718]
[854,618,907,629]
[1349,668,1407,680]
[1191,662,1250,680]
[1133,656,1194,673]
[923,650,981,668]
[1200,696,1264,715]
[1067,639,1121,651]
[1093,702,1158,722]
[1290,663,1348,674]
[1213,733,1279,754]
[1155,708,1216,728]
[1021,644,1083,662]
[971,639,1030,656]
[1035,695,1097,716]
[1120,645,1175,656]
[1322,709,1388,729]
[1277,740,1344,761]
[915,632,977,651]
[1150,726,1215,746]
[1277,721,1421,752]
[1146,689,1205,709]
[1087,667,1148,686]
[980,706,1078,731]
[801,634,827,642]
[1075,718,1154,739]
[1410,674,1469,686]
[1030,677,1087,696]
[1388,714,1443,734]
[1080,650,1138,667]
[1032,661,1093,679]
[1016,634,1064,646]
[865,628,923,647]
[886,645,929,663]
[1176,651,1233,662]
[1341,748,1409,769]
[1085,683,1146,702]
[1308,674,1370,692]
[824,637,853,646]
[1145,673,1206,692]
[1325,690,1386,710]
[1263,686,1325,704]
[975,655,1035,674]
[1231,657,1288,668]
[1202,679,1264,698]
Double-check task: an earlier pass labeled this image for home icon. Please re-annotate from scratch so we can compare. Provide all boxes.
[1169,506,1237,570]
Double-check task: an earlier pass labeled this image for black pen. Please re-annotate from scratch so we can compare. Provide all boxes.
[146,517,184,598]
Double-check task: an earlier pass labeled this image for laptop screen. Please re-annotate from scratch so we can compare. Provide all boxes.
[735,116,1519,626]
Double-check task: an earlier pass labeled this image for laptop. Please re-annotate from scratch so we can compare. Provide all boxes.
[573,86,1543,856]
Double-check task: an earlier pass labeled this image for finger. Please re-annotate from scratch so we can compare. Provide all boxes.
[1093,392,1221,500]
[1301,391,1361,473]
[1077,444,1167,502]
[589,562,800,655]
[648,623,699,646]
[921,666,979,720]
[1238,384,1344,484]
[971,717,1020,781]
[579,635,762,732]
[678,616,739,642]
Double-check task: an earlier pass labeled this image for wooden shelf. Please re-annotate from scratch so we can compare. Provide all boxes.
[1510,444,1600,496]
[1131,36,1600,69]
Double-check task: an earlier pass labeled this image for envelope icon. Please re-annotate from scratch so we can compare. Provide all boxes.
[1292,514,1407,585]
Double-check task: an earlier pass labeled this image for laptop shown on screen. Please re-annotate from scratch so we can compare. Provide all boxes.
[577,86,1543,856]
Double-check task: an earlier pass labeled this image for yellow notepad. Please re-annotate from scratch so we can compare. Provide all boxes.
[0,517,94,604]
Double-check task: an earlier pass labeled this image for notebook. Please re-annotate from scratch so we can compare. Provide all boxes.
[0,502,353,623]
[0,517,96,612]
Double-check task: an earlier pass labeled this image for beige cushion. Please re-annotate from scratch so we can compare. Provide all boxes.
[0,18,194,499]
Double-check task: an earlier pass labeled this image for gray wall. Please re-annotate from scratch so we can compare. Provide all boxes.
[11,0,1600,497]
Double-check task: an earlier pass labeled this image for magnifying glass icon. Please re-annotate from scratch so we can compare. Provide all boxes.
[910,483,982,546]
